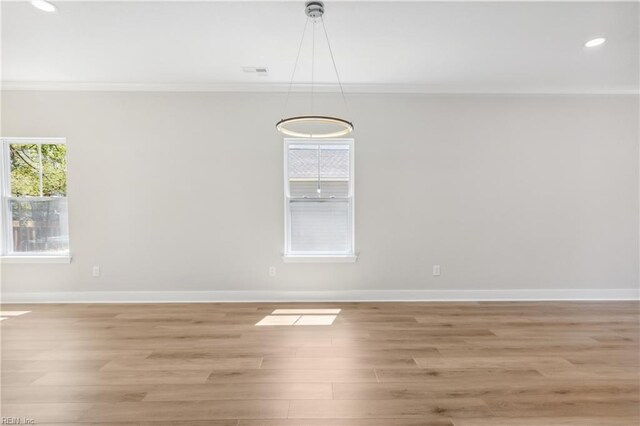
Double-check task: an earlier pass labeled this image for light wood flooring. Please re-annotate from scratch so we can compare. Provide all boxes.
[0,301,638,425]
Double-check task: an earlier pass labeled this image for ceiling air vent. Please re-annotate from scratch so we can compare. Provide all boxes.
[242,66,268,76]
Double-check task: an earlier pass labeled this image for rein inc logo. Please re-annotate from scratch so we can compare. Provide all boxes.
[1,418,35,425]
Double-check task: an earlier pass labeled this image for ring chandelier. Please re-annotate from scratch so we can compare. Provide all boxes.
[276,2,353,139]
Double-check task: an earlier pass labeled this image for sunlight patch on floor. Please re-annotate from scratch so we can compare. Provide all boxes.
[256,315,300,326]
[0,311,31,322]
[0,311,31,316]
[294,315,337,325]
[272,309,341,315]
[256,309,340,326]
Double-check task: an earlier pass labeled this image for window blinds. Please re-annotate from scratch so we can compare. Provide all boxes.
[289,199,351,253]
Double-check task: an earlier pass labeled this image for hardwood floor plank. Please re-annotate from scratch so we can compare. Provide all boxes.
[413,356,574,370]
[79,401,290,422]
[368,329,496,338]
[0,403,92,423]
[1,385,149,403]
[38,422,238,426]
[437,345,638,358]
[0,371,47,386]
[561,352,640,367]
[261,357,418,370]
[239,420,453,426]
[375,368,544,383]
[30,349,153,361]
[101,357,262,371]
[481,395,640,417]
[288,399,491,419]
[0,349,46,360]
[144,383,332,401]
[536,366,639,380]
[334,378,639,400]
[2,359,110,372]
[332,382,506,400]
[148,348,297,359]
[206,369,378,384]
[32,370,212,386]
[294,346,441,358]
[452,417,640,425]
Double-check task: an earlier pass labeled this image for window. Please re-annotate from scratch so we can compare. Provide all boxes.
[1,138,69,258]
[284,139,355,260]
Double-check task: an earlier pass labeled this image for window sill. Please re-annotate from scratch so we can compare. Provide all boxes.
[282,254,358,263]
[1,255,72,264]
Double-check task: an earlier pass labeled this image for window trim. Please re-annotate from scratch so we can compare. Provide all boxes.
[1,255,71,264]
[282,254,358,263]
[0,137,71,261]
[283,138,356,261]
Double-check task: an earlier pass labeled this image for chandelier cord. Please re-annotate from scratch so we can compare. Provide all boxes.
[311,18,316,116]
[320,15,349,114]
[282,17,310,119]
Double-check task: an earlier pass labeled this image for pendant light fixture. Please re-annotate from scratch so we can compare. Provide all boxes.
[276,1,353,138]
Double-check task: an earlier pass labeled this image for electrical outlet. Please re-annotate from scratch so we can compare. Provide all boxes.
[269,266,276,277]
[92,266,100,278]
[433,265,441,276]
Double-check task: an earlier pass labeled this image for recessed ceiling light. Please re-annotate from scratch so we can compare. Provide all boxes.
[585,37,606,48]
[31,0,57,13]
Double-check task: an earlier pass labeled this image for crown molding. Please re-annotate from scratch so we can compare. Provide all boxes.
[2,0,634,2]
[2,81,638,95]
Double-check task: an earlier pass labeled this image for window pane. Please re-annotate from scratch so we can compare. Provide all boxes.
[320,145,349,179]
[288,144,319,198]
[290,180,320,198]
[10,144,40,197]
[319,145,349,197]
[289,200,350,253]
[10,198,69,253]
[288,144,350,198]
[288,144,319,179]
[317,180,350,198]
[41,144,67,196]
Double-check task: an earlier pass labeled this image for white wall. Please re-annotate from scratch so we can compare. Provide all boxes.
[1,91,638,301]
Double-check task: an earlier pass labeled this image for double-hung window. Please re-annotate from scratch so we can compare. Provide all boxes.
[284,139,355,260]
[1,138,70,260]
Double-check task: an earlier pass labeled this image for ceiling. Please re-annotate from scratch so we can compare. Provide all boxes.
[2,1,638,93]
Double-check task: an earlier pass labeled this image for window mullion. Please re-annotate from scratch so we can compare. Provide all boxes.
[1,141,9,255]
[37,144,44,197]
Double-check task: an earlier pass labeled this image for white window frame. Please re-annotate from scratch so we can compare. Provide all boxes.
[283,138,357,262]
[0,137,71,263]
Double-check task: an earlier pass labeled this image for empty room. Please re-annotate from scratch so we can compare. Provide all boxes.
[0,0,638,424]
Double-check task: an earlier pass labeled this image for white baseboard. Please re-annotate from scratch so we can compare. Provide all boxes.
[1,289,638,303]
